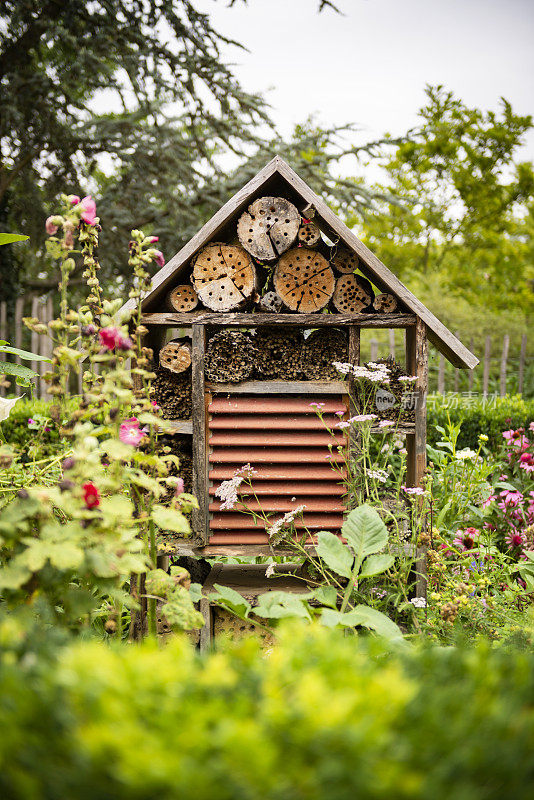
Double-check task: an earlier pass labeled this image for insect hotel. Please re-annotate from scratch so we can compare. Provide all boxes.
[122,156,478,560]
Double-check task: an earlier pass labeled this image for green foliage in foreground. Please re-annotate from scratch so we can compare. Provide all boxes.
[427,393,534,451]
[0,622,533,800]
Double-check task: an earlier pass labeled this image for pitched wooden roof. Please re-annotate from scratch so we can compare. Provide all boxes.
[121,156,478,369]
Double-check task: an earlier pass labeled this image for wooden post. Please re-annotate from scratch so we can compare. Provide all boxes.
[499,334,509,398]
[388,329,395,360]
[191,324,208,544]
[437,354,445,394]
[405,319,428,599]
[453,332,460,393]
[370,338,378,362]
[347,326,361,503]
[483,336,491,398]
[518,334,527,395]
[14,297,24,396]
[0,301,6,397]
[468,337,474,393]
[30,296,40,396]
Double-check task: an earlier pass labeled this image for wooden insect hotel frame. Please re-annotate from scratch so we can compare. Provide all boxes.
[121,156,478,559]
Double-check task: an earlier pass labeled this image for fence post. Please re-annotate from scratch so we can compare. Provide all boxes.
[14,297,24,396]
[483,336,491,398]
[0,301,6,397]
[30,296,40,397]
[453,331,460,392]
[499,334,509,398]
[388,329,395,360]
[437,354,445,394]
[518,334,527,395]
[468,337,474,393]
[370,338,378,362]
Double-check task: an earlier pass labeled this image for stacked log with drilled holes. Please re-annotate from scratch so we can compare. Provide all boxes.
[161,195,403,315]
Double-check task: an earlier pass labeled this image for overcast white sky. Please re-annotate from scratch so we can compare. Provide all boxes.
[194,0,534,175]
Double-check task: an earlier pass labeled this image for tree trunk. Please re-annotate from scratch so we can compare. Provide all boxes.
[204,330,257,383]
[159,339,192,374]
[273,248,335,312]
[167,284,199,312]
[191,243,257,311]
[237,196,300,261]
[332,274,374,313]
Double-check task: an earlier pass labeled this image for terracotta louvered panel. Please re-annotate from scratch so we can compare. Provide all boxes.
[207,394,348,545]
[208,481,345,496]
[209,465,347,480]
[208,396,345,414]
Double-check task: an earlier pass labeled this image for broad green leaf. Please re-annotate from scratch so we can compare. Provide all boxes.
[21,540,49,571]
[342,505,388,558]
[48,542,84,570]
[316,530,353,578]
[359,554,395,579]
[211,584,251,618]
[314,584,339,609]
[254,590,311,620]
[129,471,162,497]
[99,495,134,521]
[161,586,204,630]
[0,344,51,362]
[152,505,190,534]
[342,604,404,641]
[0,233,28,245]
[100,439,134,461]
[0,361,37,385]
[319,608,345,628]
[0,563,31,589]
[189,582,203,603]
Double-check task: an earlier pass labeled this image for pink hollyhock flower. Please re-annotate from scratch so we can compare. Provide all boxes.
[148,236,159,243]
[64,221,75,250]
[529,421,534,432]
[99,327,120,350]
[153,250,165,267]
[453,527,479,551]
[119,418,146,447]
[69,195,80,205]
[505,529,525,550]
[116,334,133,351]
[80,196,97,225]
[174,478,185,495]
[45,216,59,235]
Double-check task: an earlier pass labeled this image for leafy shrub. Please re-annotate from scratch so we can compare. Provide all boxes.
[427,393,534,451]
[0,623,533,800]
[0,398,67,457]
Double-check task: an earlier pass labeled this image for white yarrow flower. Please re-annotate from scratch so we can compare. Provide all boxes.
[410,597,427,608]
[265,563,276,578]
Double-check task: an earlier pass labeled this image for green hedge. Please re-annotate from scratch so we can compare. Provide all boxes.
[427,393,534,451]
[0,623,533,799]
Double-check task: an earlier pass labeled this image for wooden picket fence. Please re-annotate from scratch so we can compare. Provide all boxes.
[0,296,531,399]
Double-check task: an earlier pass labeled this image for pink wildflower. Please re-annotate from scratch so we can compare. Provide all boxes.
[402,485,424,496]
[148,236,159,243]
[378,420,394,428]
[119,418,146,447]
[310,402,325,409]
[80,196,97,225]
[453,527,479,551]
[174,478,185,495]
[69,195,80,205]
[505,529,526,550]
[99,327,132,351]
[529,422,534,432]
[45,216,59,235]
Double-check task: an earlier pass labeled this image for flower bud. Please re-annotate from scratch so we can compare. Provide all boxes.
[62,457,76,471]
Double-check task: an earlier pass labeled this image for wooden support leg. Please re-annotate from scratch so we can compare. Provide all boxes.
[192,324,209,544]
[405,320,428,599]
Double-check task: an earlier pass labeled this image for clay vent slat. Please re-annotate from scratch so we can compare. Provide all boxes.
[208,394,348,545]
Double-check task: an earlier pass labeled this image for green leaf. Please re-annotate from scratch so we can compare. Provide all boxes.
[254,591,312,620]
[359,554,395,579]
[189,582,203,603]
[314,584,339,609]
[211,584,251,618]
[129,471,163,497]
[319,608,345,627]
[0,233,28,245]
[161,585,204,630]
[0,563,31,590]
[0,344,51,362]
[100,439,134,461]
[48,542,84,570]
[0,361,37,386]
[342,505,388,558]
[342,604,404,642]
[152,505,191,535]
[315,530,353,578]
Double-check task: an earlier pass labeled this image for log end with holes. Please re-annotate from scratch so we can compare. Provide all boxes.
[332,273,375,313]
[191,243,257,312]
[237,196,300,261]
[331,247,360,274]
[158,339,192,374]
[273,248,335,313]
[167,284,199,313]
[373,292,399,313]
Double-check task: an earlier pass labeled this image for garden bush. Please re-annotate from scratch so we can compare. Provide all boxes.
[0,622,533,800]
[427,393,534,451]
[0,398,68,457]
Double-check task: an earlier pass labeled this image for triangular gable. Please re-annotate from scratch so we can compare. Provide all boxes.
[121,156,478,369]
